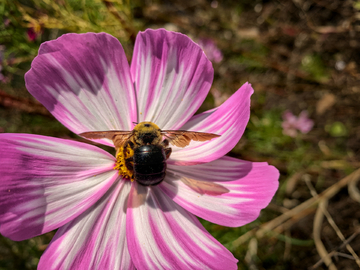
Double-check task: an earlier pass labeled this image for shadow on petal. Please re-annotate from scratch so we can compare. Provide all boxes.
[181,177,230,196]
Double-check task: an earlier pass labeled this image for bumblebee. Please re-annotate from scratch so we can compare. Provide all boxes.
[80,122,220,186]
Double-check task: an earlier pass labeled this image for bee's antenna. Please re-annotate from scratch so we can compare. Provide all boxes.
[132,121,138,126]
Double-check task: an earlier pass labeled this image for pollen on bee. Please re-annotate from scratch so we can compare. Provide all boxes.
[114,145,134,180]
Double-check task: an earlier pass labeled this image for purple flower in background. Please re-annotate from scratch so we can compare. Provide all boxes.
[4,18,10,27]
[197,38,223,63]
[282,110,314,137]
[27,25,43,42]
[0,29,279,269]
[27,28,38,41]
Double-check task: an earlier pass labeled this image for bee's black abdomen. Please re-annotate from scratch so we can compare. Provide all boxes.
[133,145,166,186]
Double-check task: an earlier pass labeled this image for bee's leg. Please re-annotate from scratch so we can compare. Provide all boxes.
[124,140,134,149]
[119,140,129,155]
[161,139,169,148]
[164,147,172,160]
[125,156,134,170]
[161,139,171,159]
[123,140,134,171]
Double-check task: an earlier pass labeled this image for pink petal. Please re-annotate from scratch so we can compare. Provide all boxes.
[282,110,297,124]
[0,133,118,241]
[25,32,137,146]
[27,28,37,41]
[169,83,253,165]
[38,180,134,270]
[161,156,279,227]
[126,182,238,270]
[131,28,214,130]
[197,38,223,63]
[296,110,314,134]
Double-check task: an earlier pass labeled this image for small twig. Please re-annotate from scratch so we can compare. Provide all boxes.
[285,170,306,195]
[312,251,357,269]
[349,172,360,203]
[313,198,337,270]
[305,177,360,268]
[6,56,34,65]
[283,229,292,260]
[267,202,289,214]
[245,238,258,270]
[312,229,360,269]
[339,229,360,250]
[0,90,50,116]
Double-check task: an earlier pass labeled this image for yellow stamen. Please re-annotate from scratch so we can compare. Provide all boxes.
[114,144,134,180]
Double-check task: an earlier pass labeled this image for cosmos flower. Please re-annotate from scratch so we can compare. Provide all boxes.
[0,29,279,269]
[282,110,314,137]
[197,38,223,63]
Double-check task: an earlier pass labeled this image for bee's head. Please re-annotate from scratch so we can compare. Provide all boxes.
[133,122,162,144]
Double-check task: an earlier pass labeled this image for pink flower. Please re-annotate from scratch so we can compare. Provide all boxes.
[27,28,38,41]
[27,26,43,42]
[4,18,10,27]
[197,38,223,63]
[0,29,279,269]
[282,110,314,137]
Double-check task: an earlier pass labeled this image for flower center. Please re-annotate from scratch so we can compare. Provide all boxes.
[114,144,134,180]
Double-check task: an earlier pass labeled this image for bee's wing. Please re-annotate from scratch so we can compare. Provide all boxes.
[162,130,220,147]
[181,177,229,196]
[79,131,132,148]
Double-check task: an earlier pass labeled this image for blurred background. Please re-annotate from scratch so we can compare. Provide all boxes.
[0,0,360,269]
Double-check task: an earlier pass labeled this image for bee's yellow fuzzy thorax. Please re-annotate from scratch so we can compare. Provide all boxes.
[133,121,160,132]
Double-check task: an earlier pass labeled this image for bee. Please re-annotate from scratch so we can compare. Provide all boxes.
[80,122,220,186]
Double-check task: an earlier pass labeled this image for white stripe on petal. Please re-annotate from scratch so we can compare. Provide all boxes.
[25,33,137,146]
[126,182,238,270]
[169,82,253,165]
[38,180,134,270]
[131,29,213,130]
[160,156,279,227]
[0,133,118,241]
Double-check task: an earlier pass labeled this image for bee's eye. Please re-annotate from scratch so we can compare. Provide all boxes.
[144,124,151,127]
